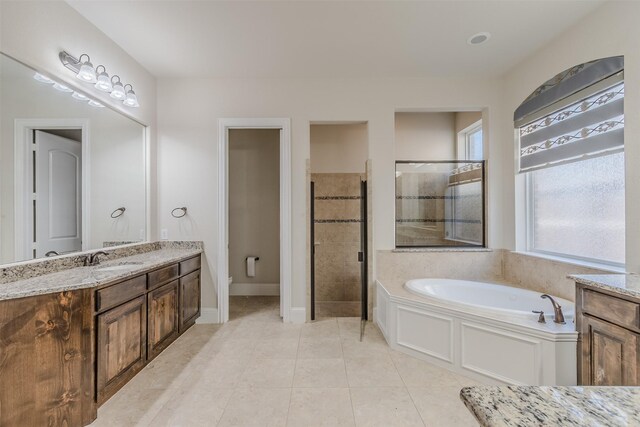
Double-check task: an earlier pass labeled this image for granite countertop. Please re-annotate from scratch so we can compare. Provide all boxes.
[0,247,202,301]
[460,386,640,427]
[570,274,640,299]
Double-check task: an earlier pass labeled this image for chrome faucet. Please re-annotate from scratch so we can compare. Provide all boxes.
[45,250,60,257]
[87,251,108,266]
[541,294,565,324]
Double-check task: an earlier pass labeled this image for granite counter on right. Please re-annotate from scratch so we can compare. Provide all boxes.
[460,385,640,427]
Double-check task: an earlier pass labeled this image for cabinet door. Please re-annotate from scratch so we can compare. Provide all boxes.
[580,314,640,385]
[97,295,147,405]
[180,270,201,332]
[148,280,179,360]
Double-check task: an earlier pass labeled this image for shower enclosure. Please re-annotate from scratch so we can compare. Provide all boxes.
[395,161,486,248]
[310,173,367,319]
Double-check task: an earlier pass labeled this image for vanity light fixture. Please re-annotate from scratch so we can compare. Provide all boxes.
[88,100,105,108]
[72,91,89,101]
[94,66,113,92]
[110,76,126,100]
[33,73,54,84]
[123,84,140,108]
[52,82,73,93]
[59,50,141,108]
[76,54,97,83]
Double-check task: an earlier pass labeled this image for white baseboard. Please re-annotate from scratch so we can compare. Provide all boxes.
[229,282,280,296]
[196,307,220,324]
[289,307,306,324]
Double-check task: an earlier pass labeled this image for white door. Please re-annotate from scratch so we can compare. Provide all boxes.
[34,130,82,257]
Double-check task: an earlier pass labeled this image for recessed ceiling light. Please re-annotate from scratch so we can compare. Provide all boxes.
[467,32,491,46]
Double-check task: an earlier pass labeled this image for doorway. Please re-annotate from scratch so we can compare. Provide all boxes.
[14,119,90,261]
[308,122,369,322]
[228,129,280,320]
[217,118,292,323]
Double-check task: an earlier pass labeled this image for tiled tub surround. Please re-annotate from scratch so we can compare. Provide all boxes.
[460,386,640,427]
[377,249,610,301]
[0,241,203,300]
[312,173,364,317]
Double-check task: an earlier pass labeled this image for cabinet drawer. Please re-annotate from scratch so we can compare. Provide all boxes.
[148,264,179,290]
[96,275,146,313]
[180,256,201,276]
[582,289,640,329]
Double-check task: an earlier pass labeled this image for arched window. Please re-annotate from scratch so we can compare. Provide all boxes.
[515,56,625,266]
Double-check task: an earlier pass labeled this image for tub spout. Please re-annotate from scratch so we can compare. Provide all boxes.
[541,294,565,324]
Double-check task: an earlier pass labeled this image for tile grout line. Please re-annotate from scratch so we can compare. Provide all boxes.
[389,352,428,427]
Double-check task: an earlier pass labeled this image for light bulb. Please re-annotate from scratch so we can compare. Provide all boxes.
[110,80,126,100]
[72,91,89,101]
[94,67,112,92]
[76,59,97,83]
[33,73,54,84]
[88,100,105,108]
[53,83,73,93]
[123,87,140,108]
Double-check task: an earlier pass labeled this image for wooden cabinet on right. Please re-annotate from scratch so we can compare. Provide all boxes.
[577,284,640,385]
[147,280,180,360]
[180,269,201,331]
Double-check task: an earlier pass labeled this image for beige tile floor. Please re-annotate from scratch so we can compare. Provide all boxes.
[89,296,482,427]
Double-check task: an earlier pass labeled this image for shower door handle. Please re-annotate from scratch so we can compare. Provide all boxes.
[357,252,364,262]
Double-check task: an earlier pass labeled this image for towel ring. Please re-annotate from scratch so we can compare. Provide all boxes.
[171,207,188,218]
[110,207,126,218]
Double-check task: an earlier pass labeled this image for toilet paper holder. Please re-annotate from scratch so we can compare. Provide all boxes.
[246,256,260,261]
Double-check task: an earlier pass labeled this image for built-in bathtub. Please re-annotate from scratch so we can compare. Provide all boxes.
[375,278,578,386]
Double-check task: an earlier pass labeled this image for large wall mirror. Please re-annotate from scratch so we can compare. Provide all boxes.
[0,53,147,264]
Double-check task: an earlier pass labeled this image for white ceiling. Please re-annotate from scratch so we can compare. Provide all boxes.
[67,0,603,79]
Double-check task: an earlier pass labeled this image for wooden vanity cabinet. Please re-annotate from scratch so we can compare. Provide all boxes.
[577,284,640,385]
[147,280,180,359]
[180,269,201,331]
[94,255,201,407]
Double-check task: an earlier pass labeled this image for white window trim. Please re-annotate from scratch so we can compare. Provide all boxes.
[523,171,625,271]
[457,120,482,161]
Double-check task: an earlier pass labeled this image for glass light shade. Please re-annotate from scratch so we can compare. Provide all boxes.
[88,100,105,108]
[52,83,73,93]
[94,71,113,92]
[110,81,126,100]
[72,91,89,101]
[76,61,97,83]
[123,89,140,108]
[33,73,54,84]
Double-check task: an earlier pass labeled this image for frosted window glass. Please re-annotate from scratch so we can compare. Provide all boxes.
[530,152,625,264]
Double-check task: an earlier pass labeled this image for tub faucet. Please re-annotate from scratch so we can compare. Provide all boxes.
[541,294,565,324]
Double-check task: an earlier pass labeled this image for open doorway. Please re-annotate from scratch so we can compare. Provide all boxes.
[217,118,292,323]
[309,122,369,322]
[227,129,280,321]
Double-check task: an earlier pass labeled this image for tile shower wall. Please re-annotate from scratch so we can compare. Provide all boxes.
[313,173,364,317]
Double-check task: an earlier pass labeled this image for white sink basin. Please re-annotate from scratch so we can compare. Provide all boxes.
[95,263,142,272]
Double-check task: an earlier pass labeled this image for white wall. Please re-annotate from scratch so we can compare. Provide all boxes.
[310,123,368,173]
[394,112,456,160]
[500,0,640,272]
[157,76,504,312]
[228,129,280,287]
[0,0,158,242]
